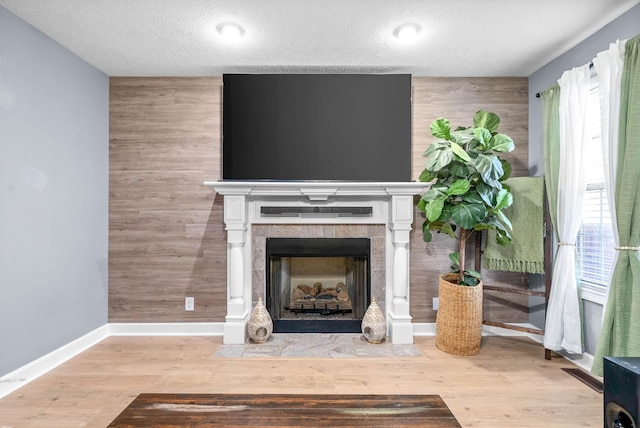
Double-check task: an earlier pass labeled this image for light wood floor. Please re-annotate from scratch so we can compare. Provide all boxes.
[0,335,602,427]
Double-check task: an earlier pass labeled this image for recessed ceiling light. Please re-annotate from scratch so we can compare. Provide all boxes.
[216,22,245,40]
[392,23,422,41]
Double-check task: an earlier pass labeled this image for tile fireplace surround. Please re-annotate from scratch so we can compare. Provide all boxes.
[205,181,426,345]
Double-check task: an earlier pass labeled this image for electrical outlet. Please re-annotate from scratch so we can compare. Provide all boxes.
[185,297,194,311]
[433,297,439,311]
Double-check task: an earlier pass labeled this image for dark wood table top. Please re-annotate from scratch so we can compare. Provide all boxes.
[108,393,461,427]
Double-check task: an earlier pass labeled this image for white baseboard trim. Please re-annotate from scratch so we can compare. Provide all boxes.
[412,322,436,336]
[555,351,595,373]
[108,322,224,336]
[0,325,109,399]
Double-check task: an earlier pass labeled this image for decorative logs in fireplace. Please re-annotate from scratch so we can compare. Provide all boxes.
[286,282,353,315]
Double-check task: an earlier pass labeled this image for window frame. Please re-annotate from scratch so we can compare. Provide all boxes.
[575,72,614,306]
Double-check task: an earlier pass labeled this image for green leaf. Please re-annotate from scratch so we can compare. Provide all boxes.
[451,203,487,229]
[474,153,493,181]
[440,222,456,239]
[426,198,445,222]
[430,118,451,140]
[473,127,492,149]
[428,220,445,230]
[449,162,472,177]
[500,159,512,181]
[422,141,447,158]
[478,217,502,230]
[488,133,515,152]
[421,185,447,202]
[475,154,505,185]
[422,221,433,242]
[425,147,454,172]
[450,141,472,162]
[496,209,513,231]
[462,190,484,204]
[448,252,460,268]
[447,179,471,196]
[473,222,494,231]
[473,110,500,133]
[423,150,441,171]
[465,269,482,278]
[476,183,495,206]
[494,188,513,210]
[418,168,436,183]
[417,197,427,212]
[467,138,484,154]
[490,156,505,180]
[463,275,480,286]
[438,205,454,222]
[495,228,513,246]
[434,147,454,170]
[484,176,502,189]
[451,128,474,146]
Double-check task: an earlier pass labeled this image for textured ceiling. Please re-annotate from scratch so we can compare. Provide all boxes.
[1,0,638,77]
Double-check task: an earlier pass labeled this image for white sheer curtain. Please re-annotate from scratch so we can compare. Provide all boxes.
[592,40,626,308]
[543,65,591,354]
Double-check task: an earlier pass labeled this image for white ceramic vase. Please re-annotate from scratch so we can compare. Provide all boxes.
[247,297,273,343]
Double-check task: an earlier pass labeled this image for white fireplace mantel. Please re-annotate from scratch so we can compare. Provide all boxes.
[204,181,426,345]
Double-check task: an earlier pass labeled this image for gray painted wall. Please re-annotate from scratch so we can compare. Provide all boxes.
[527,3,640,354]
[0,6,108,376]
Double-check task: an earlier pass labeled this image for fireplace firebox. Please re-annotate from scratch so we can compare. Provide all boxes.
[266,238,370,333]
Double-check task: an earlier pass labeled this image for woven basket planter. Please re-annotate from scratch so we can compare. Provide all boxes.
[435,273,483,356]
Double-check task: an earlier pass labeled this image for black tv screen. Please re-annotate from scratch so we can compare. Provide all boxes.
[222,74,411,182]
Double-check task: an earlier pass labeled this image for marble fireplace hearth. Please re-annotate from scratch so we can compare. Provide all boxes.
[205,181,426,345]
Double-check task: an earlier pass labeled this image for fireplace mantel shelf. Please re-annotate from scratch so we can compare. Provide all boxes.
[204,180,426,345]
[204,181,427,201]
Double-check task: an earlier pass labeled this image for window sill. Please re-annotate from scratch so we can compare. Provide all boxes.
[580,283,607,306]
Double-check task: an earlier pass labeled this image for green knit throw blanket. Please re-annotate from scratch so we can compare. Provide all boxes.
[483,176,545,274]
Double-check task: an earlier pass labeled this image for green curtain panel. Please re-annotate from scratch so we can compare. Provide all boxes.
[593,35,640,376]
[541,84,561,232]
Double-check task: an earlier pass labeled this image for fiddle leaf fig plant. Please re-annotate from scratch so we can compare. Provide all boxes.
[418,110,515,286]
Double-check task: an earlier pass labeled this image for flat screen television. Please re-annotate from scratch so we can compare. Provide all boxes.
[222,74,411,182]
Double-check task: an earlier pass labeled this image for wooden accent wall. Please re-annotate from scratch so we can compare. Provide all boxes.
[109,77,227,322]
[108,76,528,324]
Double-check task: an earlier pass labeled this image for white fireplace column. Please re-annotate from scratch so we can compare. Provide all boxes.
[220,191,253,344]
[205,181,426,345]
[386,194,415,344]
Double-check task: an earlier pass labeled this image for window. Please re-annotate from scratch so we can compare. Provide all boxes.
[575,72,616,300]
